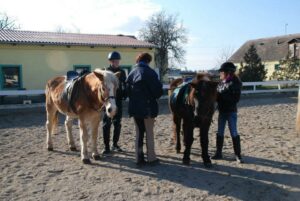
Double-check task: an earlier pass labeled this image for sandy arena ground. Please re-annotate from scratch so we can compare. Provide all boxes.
[0,94,299,201]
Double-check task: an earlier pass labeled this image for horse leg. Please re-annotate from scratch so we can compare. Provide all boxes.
[78,119,91,164]
[173,114,182,153]
[200,122,212,168]
[65,115,77,151]
[182,119,194,165]
[46,107,58,151]
[91,113,101,160]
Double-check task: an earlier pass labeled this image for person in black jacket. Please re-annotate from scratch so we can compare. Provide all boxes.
[102,51,127,154]
[126,53,163,167]
[212,62,244,163]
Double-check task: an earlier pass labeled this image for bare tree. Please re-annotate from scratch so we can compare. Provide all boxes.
[139,11,188,80]
[0,12,20,30]
[216,46,235,68]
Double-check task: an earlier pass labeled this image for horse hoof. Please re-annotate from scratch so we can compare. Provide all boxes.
[47,147,54,151]
[69,147,77,152]
[182,159,190,165]
[82,159,91,164]
[93,155,101,161]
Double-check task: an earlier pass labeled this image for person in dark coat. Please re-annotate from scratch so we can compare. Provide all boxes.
[126,52,163,167]
[102,51,127,154]
[212,62,244,163]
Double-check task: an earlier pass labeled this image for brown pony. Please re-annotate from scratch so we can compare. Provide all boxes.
[45,69,120,164]
[169,73,218,167]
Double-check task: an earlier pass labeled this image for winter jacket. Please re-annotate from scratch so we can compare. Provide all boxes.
[126,62,163,118]
[217,75,242,113]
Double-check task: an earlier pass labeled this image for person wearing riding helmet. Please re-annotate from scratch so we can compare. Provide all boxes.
[102,51,127,154]
[212,61,244,163]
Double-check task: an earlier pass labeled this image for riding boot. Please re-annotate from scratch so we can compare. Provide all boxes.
[232,135,244,163]
[212,135,224,160]
[112,123,121,147]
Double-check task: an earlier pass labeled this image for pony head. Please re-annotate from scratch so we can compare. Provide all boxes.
[94,69,120,118]
[189,73,218,118]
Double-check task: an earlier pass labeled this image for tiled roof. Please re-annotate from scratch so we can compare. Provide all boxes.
[229,33,300,63]
[0,29,156,48]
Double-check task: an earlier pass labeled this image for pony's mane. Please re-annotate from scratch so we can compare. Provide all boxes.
[94,68,119,87]
[194,73,211,82]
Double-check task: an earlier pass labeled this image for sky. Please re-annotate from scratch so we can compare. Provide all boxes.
[1,0,300,70]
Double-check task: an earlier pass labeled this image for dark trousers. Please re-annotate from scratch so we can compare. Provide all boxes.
[102,100,122,149]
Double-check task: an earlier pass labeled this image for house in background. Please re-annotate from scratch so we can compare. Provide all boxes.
[229,33,300,80]
[0,30,155,91]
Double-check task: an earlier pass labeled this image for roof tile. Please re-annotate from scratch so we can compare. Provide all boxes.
[0,30,156,48]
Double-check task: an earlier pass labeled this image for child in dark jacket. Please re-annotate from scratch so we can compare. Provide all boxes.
[212,62,244,163]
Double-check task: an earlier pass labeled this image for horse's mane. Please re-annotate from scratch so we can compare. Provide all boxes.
[94,68,119,87]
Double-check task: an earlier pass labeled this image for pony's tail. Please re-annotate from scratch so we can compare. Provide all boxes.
[296,88,300,136]
[168,78,183,95]
[45,82,59,135]
[52,111,59,135]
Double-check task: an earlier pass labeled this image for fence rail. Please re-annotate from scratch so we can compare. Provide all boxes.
[0,80,299,97]
[163,80,300,94]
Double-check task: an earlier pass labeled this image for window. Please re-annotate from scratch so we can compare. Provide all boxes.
[274,64,280,71]
[0,65,22,89]
[73,65,91,74]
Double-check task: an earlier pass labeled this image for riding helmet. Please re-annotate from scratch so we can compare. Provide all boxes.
[218,62,236,73]
[108,51,121,60]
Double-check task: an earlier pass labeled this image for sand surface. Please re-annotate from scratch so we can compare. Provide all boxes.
[0,94,299,201]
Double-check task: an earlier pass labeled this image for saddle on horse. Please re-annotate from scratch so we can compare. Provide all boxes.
[62,71,89,113]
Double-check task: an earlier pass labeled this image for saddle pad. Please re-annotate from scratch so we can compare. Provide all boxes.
[66,71,79,81]
[170,83,191,106]
[62,71,84,113]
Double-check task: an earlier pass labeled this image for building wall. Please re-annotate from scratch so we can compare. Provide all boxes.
[234,60,279,80]
[0,44,154,90]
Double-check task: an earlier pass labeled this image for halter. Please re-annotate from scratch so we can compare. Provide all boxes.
[104,96,116,101]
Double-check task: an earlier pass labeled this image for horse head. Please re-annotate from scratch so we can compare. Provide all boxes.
[189,73,218,119]
[93,69,120,118]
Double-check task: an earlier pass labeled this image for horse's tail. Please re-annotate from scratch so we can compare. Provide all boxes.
[45,80,59,134]
[169,78,183,95]
[52,111,59,135]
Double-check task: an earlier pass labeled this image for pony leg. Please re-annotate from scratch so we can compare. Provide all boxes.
[78,119,90,164]
[200,123,212,168]
[46,109,58,151]
[65,116,77,151]
[182,119,194,165]
[91,114,101,160]
[172,115,182,153]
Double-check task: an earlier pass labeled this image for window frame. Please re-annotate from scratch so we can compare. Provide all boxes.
[0,64,23,90]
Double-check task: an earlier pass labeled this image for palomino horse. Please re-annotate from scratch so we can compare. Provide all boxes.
[45,69,120,164]
[169,73,218,167]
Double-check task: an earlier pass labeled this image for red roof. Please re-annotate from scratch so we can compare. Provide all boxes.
[0,30,156,48]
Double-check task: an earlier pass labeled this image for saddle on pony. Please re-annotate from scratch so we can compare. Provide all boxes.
[62,71,89,114]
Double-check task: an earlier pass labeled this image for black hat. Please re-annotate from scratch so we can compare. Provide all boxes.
[108,51,121,60]
[218,62,236,73]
